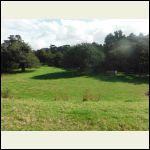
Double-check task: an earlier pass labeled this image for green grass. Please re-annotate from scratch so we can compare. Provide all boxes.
[1,66,149,130]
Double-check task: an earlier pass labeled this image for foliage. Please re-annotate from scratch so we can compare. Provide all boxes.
[1,31,149,75]
[1,35,40,72]
[104,31,149,74]
[63,43,105,72]
[34,30,149,75]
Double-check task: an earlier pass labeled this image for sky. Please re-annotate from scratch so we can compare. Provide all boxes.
[1,19,149,50]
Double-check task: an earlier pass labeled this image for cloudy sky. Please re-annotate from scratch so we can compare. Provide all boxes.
[1,19,149,50]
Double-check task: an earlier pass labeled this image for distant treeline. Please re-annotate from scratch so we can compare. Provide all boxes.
[35,30,149,74]
[1,30,149,74]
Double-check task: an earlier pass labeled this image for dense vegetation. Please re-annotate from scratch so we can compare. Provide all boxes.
[35,30,149,74]
[1,35,40,72]
[1,30,149,75]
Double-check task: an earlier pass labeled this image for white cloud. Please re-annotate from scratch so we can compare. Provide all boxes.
[1,19,149,50]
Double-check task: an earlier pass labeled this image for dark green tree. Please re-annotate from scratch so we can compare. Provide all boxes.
[63,43,105,72]
[1,35,40,72]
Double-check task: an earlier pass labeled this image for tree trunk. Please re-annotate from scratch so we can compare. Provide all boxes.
[21,67,25,72]
[21,63,26,72]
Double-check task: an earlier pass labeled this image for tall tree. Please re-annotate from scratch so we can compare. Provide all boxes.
[1,35,40,72]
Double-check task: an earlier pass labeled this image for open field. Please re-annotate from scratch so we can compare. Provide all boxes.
[1,66,149,130]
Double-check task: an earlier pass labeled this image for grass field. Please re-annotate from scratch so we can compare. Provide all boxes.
[1,66,149,130]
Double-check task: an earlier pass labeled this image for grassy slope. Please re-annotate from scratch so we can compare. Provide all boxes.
[1,66,149,130]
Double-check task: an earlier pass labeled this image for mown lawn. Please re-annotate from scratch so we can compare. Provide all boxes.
[1,66,149,130]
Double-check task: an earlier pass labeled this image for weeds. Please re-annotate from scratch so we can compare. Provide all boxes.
[82,88,100,102]
[2,88,12,98]
[54,91,69,101]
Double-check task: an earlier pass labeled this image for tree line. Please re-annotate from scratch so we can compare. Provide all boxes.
[1,30,149,74]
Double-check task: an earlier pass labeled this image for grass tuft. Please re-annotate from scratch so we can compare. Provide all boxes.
[82,88,100,102]
[2,88,12,98]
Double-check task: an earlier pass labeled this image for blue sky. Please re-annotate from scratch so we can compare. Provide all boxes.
[1,19,149,50]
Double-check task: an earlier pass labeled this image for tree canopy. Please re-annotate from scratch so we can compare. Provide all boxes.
[1,35,40,72]
[1,31,149,75]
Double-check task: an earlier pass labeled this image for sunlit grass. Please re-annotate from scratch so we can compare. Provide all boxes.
[1,66,149,130]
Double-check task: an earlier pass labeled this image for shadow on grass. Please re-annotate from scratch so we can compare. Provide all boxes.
[32,69,149,84]
[32,71,83,80]
[87,73,149,85]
